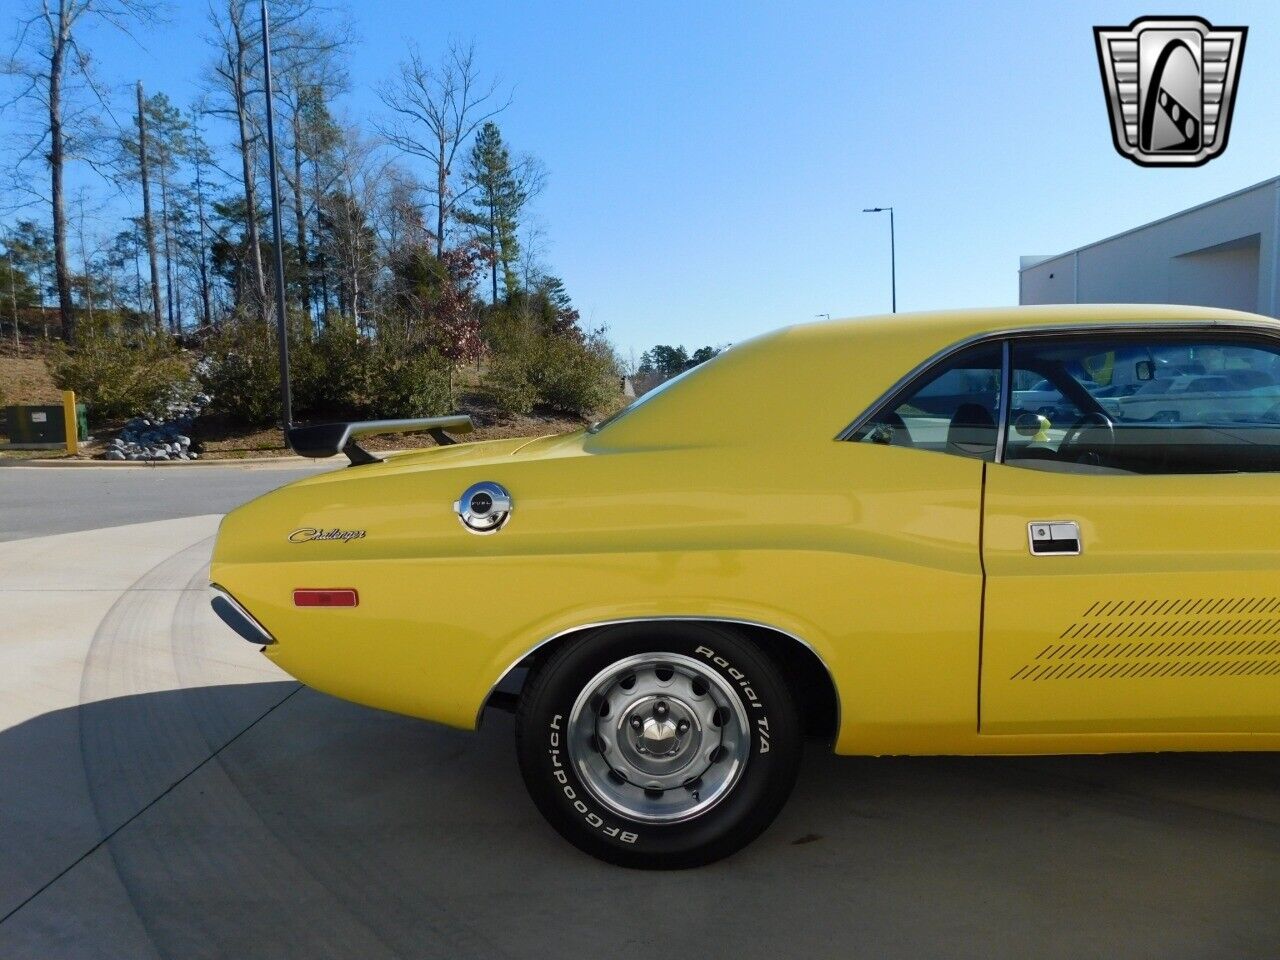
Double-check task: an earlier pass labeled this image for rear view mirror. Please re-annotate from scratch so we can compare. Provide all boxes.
[1135,359,1156,381]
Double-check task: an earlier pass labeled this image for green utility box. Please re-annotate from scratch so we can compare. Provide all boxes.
[0,404,89,445]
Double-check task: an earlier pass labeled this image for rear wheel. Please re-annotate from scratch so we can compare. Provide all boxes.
[515,622,801,868]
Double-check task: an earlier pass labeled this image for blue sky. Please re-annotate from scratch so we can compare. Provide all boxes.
[5,1,1279,357]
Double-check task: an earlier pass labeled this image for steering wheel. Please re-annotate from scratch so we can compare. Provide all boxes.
[1058,412,1115,466]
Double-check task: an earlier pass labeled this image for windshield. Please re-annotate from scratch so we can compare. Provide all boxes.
[588,364,705,434]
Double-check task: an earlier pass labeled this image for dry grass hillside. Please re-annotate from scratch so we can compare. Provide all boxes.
[0,341,62,406]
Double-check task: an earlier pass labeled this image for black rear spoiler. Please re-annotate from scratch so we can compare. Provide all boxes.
[287,415,474,466]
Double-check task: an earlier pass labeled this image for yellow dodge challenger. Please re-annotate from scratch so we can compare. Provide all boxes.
[210,304,1280,868]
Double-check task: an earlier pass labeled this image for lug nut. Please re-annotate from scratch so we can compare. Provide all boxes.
[677,720,690,734]
[629,716,643,730]
[654,701,669,717]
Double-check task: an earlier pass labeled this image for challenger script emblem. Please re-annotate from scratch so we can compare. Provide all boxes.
[288,528,367,543]
[1094,16,1246,167]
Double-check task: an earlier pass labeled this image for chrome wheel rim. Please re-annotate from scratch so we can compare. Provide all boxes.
[567,652,751,823]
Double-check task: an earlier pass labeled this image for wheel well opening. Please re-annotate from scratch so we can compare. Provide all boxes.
[485,619,838,744]
[734,623,838,743]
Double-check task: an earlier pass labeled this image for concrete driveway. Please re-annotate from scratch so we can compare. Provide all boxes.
[1,466,1279,959]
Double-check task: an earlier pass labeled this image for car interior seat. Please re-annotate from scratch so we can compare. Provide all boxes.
[946,402,996,458]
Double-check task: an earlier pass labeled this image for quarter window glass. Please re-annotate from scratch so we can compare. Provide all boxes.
[1005,335,1280,474]
[852,343,1002,461]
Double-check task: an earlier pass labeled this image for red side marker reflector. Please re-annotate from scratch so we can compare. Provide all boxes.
[293,589,359,608]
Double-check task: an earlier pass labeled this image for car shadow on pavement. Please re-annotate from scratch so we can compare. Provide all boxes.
[2,682,1280,960]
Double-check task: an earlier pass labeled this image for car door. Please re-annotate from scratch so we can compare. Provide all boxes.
[841,341,1001,746]
[980,327,1280,736]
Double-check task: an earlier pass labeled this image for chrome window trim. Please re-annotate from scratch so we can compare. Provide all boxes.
[994,338,1013,464]
[476,615,841,733]
[835,319,1280,447]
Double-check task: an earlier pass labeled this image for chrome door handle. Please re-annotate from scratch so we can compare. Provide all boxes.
[1027,521,1081,556]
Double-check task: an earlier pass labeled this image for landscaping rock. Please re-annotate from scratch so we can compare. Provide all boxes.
[104,383,211,461]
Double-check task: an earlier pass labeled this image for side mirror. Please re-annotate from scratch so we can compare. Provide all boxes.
[1135,359,1156,381]
[1013,412,1049,437]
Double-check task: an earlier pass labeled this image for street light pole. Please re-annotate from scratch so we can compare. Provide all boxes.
[862,206,896,313]
[260,0,293,443]
[888,207,896,313]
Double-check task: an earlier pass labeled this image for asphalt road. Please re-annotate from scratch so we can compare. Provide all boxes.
[1,465,1279,959]
[0,461,330,541]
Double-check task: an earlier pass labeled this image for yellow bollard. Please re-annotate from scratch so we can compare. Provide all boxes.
[62,390,78,456]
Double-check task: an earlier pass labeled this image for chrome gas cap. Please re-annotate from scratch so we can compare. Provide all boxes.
[454,481,512,534]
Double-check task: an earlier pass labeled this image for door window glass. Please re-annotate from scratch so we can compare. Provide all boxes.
[1005,334,1280,474]
[851,343,1002,461]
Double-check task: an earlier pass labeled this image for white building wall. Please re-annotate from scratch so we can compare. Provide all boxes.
[1020,177,1280,317]
[1168,237,1260,313]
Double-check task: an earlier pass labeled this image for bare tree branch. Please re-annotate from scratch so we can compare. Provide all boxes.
[376,40,511,258]
[2,0,163,342]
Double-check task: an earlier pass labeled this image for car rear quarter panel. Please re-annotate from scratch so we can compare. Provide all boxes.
[211,438,986,754]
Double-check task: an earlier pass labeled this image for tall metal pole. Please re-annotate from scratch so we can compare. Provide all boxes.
[8,226,20,348]
[888,206,896,313]
[260,0,293,441]
[862,206,897,314]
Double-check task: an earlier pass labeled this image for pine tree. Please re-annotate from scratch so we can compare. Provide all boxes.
[107,225,148,317]
[458,122,528,303]
[147,94,190,332]
[293,83,342,319]
[123,89,192,332]
[1,246,39,346]
[132,81,163,331]
[186,107,217,328]
[4,222,54,343]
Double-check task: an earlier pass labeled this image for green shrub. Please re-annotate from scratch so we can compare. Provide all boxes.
[537,331,620,416]
[292,316,369,419]
[49,327,190,420]
[484,344,540,414]
[201,316,454,427]
[485,322,620,417]
[198,320,283,427]
[366,339,451,418]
